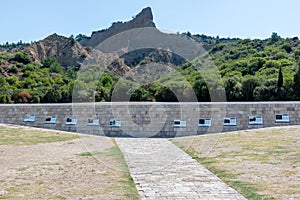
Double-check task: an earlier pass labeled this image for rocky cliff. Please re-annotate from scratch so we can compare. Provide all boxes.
[79,7,156,48]
[19,34,89,69]
[13,7,157,70]
[7,7,187,71]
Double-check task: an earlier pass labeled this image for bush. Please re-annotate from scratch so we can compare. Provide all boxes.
[8,66,18,74]
[12,52,31,64]
[18,91,31,103]
[41,57,56,68]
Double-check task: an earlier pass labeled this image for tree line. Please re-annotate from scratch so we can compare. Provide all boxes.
[1,32,300,103]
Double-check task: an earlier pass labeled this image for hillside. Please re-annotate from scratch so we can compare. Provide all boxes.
[19,34,89,69]
[1,7,300,103]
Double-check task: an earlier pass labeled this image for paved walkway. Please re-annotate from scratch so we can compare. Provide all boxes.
[116,138,246,200]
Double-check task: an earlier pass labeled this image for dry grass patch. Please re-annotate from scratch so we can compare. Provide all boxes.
[171,126,300,200]
[0,125,139,199]
[0,125,78,145]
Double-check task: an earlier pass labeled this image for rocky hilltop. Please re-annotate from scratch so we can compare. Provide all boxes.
[18,34,89,69]
[3,7,202,71]
[7,7,159,70]
[79,7,156,48]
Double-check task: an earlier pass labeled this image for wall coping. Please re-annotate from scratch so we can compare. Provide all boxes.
[0,101,300,107]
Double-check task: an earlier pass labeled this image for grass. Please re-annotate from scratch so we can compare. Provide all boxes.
[77,152,93,156]
[99,139,140,199]
[15,166,29,171]
[0,126,78,145]
[51,195,67,200]
[76,141,140,199]
[171,126,300,200]
[190,154,275,200]
[0,126,140,200]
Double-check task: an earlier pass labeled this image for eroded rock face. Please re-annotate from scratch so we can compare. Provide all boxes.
[8,7,184,73]
[79,7,156,48]
[17,7,156,70]
[20,34,89,69]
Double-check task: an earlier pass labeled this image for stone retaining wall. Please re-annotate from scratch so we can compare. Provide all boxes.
[0,102,299,137]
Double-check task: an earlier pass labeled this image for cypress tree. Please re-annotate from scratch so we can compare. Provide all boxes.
[278,66,283,89]
[294,63,300,99]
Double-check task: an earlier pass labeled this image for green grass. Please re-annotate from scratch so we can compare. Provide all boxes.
[77,152,93,157]
[103,140,140,199]
[0,126,78,146]
[15,166,29,171]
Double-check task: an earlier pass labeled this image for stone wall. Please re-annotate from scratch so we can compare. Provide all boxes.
[0,102,299,137]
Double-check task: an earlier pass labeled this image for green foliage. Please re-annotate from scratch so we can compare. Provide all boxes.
[0,54,77,103]
[294,64,300,99]
[42,57,64,74]
[75,34,87,41]
[209,34,299,101]
[8,66,18,74]
[241,76,260,101]
[193,79,210,102]
[1,33,300,103]
[269,32,281,44]
[154,86,178,102]
[11,52,31,64]
[253,80,278,101]
[42,57,56,68]
[130,87,151,101]
[278,66,283,89]
[224,76,243,101]
[50,61,64,74]
[69,34,76,45]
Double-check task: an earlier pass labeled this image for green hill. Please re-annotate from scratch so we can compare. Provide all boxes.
[1,32,300,103]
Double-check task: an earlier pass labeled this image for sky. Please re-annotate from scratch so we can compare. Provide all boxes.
[1,0,300,44]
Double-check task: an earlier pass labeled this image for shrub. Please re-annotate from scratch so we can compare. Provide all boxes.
[8,66,18,74]
[18,91,31,103]
[12,52,31,64]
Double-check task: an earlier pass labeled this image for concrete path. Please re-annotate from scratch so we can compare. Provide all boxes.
[116,138,246,200]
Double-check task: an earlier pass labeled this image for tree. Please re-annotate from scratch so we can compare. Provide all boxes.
[247,58,266,75]
[224,76,243,101]
[193,79,210,102]
[216,35,220,44]
[8,66,18,74]
[42,57,56,68]
[43,85,62,103]
[154,86,178,102]
[294,63,300,99]
[270,32,280,44]
[130,87,151,101]
[69,35,75,45]
[241,76,260,101]
[50,61,64,74]
[282,43,292,53]
[186,31,192,37]
[0,87,13,103]
[254,80,278,100]
[75,34,86,41]
[277,66,283,89]
[100,73,114,88]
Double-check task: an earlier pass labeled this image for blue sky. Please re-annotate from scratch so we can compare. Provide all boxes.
[1,0,300,44]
